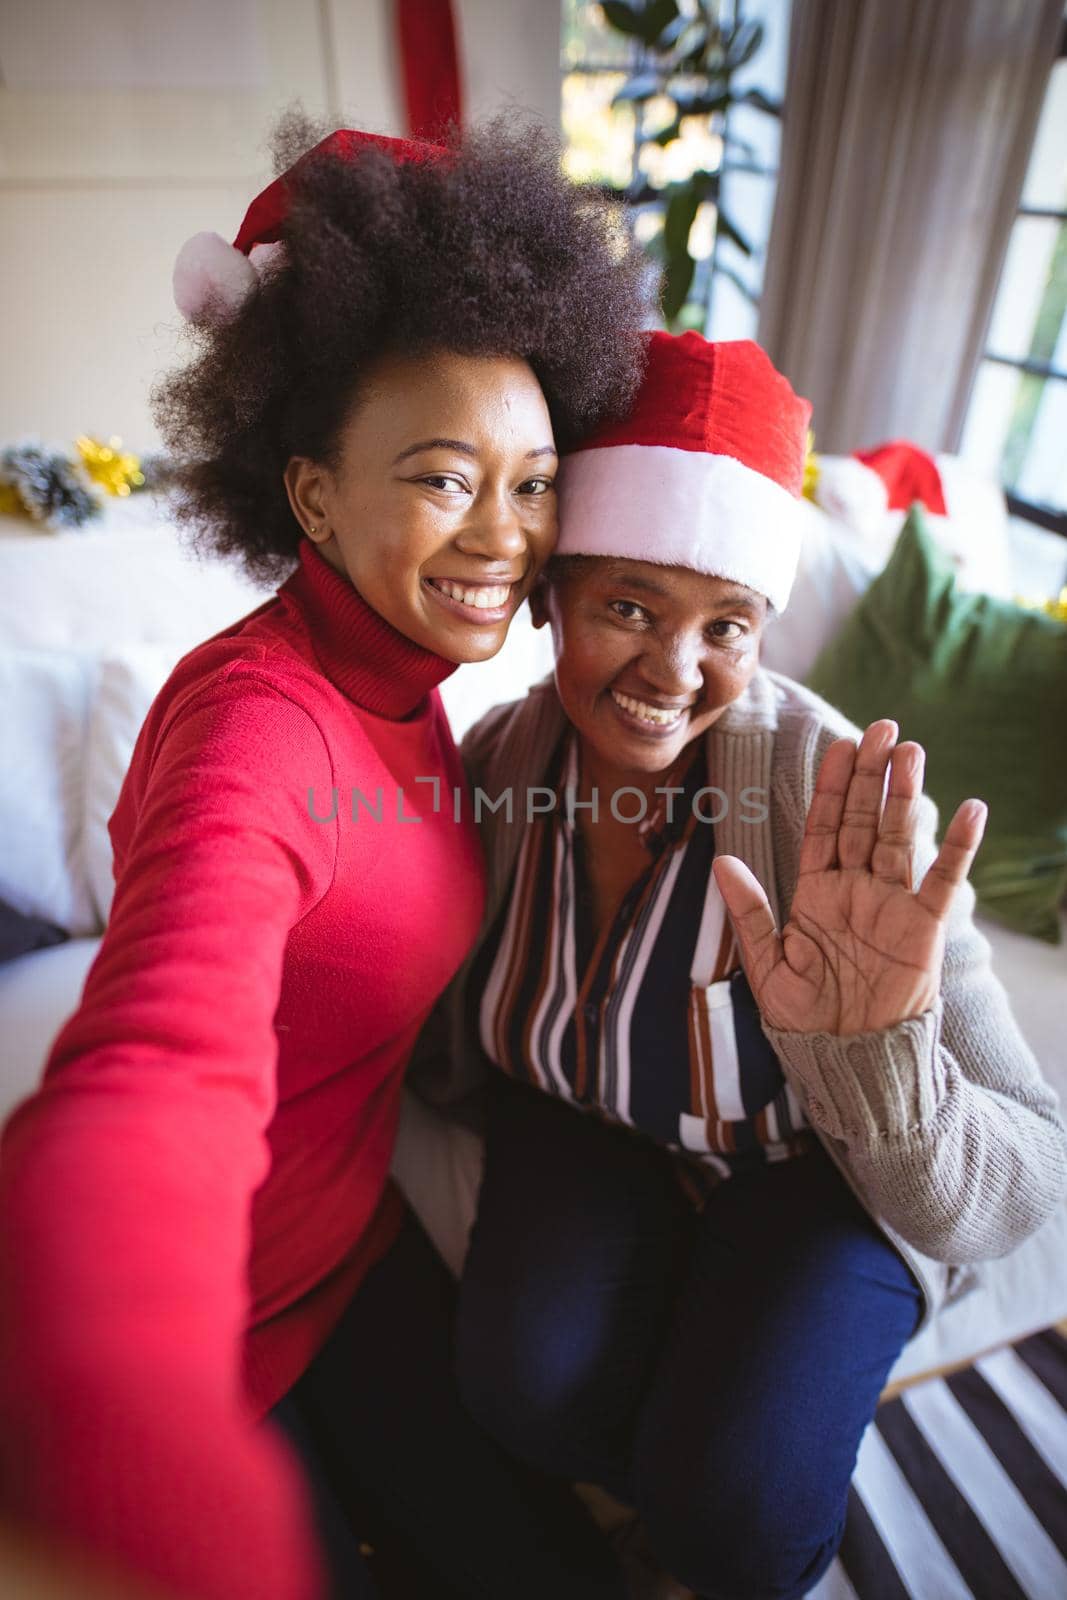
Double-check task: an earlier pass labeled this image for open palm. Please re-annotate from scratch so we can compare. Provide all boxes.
[711,720,987,1037]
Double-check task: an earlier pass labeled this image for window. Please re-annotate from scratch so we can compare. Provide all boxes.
[560,0,791,339]
[958,12,1067,544]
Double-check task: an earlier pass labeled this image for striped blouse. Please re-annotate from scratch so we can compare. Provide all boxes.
[469,724,818,1187]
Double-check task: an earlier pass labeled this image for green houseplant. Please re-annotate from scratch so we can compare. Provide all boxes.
[599,0,781,328]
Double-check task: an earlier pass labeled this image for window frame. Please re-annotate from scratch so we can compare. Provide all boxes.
[979,16,1067,540]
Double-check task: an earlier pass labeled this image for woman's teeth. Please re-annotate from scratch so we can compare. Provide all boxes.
[612,690,685,728]
[427,578,511,610]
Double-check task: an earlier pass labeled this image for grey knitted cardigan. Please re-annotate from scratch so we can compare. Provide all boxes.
[408,665,1067,1334]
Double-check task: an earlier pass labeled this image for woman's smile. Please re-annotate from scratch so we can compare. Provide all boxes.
[609,686,698,735]
[422,574,522,625]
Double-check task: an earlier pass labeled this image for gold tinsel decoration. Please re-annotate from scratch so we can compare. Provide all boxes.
[801,427,820,502]
[0,482,25,517]
[75,434,145,498]
[1014,585,1067,624]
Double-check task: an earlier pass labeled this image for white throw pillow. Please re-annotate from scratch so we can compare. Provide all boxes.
[0,646,99,935]
[0,497,274,653]
[759,500,882,682]
[812,451,1014,598]
[928,454,1014,598]
[83,645,175,925]
[762,453,1014,683]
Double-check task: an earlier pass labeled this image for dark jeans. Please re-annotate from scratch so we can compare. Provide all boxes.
[266,1200,626,1599]
[455,1074,924,1600]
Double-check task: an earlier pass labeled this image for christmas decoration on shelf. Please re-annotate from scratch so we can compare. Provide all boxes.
[0,435,172,532]
[75,435,145,498]
[0,444,100,529]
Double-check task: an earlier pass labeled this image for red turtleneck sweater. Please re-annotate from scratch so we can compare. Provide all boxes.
[0,540,486,1600]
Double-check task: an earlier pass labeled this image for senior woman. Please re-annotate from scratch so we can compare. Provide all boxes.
[410,331,1067,1600]
[0,112,655,1600]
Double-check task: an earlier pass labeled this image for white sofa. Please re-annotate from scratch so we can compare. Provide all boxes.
[2,483,1066,1393]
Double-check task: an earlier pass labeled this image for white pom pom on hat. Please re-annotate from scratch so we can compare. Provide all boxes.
[248,240,287,274]
[172,231,257,324]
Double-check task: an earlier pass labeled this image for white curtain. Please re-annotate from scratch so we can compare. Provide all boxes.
[758,0,1064,454]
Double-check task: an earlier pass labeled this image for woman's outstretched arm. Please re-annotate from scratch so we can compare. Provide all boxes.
[0,664,336,1600]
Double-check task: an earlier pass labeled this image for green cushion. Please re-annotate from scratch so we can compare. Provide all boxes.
[805,504,1067,944]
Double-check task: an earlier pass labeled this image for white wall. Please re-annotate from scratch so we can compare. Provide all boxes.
[458,0,562,130]
[0,0,563,450]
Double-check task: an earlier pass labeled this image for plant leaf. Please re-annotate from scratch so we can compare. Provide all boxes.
[602,0,679,47]
[684,167,721,201]
[670,85,731,117]
[612,71,666,104]
[650,116,683,146]
[663,248,698,322]
[681,25,712,67]
[661,16,708,60]
[723,20,764,72]
[645,0,682,48]
[713,207,753,256]
[702,38,728,74]
[663,181,703,257]
[711,260,759,305]
[735,87,782,116]
[599,2,646,39]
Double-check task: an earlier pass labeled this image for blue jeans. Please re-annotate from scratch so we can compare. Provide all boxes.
[455,1074,924,1600]
[266,1200,626,1599]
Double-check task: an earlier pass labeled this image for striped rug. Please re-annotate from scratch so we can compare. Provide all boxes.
[807,1327,1067,1599]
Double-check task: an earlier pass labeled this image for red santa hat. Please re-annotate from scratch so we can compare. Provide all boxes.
[811,439,948,533]
[555,331,813,615]
[172,128,448,325]
[808,437,1013,596]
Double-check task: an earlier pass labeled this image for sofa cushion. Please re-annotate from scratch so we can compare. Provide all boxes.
[759,498,882,681]
[0,646,99,935]
[760,453,1015,682]
[806,506,1067,942]
[0,897,69,964]
[0,497,273,653]
[812,449,1015,598]
[84,645,174,924]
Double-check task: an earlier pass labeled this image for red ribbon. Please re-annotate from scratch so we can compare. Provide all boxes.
[395,0,464,138]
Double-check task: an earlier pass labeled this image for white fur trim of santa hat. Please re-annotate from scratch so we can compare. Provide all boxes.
[173,232,287,324]
[555,443,806,615]
[811,455,890,543]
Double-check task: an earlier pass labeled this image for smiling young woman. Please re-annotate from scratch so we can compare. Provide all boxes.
[284,346,561,658]
[0,110,654,1600]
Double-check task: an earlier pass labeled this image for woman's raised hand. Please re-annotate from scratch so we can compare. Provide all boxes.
[711,720,988,1037]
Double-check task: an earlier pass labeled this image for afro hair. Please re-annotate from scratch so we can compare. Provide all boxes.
[150,105,659,584]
